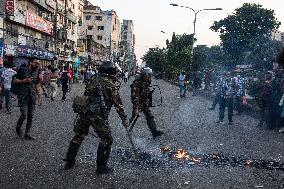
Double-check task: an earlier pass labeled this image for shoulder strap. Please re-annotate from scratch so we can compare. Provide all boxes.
[95,76,108,119]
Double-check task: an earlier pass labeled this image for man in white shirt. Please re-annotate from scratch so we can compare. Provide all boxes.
[124,70,129,83]
[1,64,17,113]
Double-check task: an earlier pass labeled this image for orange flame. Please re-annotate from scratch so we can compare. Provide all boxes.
[173,149,190,160]
[160,146,171,154]
[245,160,253,166]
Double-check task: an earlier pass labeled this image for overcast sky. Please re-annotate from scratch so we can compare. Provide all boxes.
[93,0,284,64]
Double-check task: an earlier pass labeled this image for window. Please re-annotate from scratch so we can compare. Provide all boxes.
[86,15,91,20]
[124,25,128,30]
[97,26,104,30]
[113,25,115,31]
[97,35,103,40]
[88,26,93,30]
[123,35,127,40]
[95,16,102,21]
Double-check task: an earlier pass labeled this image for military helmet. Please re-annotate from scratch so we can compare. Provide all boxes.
[141,67,153,76]
[98,60,118,75]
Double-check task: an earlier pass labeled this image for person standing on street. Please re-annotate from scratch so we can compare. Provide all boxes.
[178,71,186,98]
[63,61,128,174]
[48,68,58,101]
[217,72,235,125]
[130,67,164,138]
[14,58,41,140]
[1,61,17,113]
[124,70,129,83]
[235,74,245,115]
[61,67,70,102]
[0,64,4,110]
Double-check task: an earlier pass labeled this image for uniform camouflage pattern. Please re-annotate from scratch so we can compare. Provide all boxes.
[67,74,127,168]
[131,78,152,111]
[130,78,158,133]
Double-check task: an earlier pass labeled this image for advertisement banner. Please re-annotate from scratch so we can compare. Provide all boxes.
[5,0,14,16]
[17,45,56,60]
[26,10,53,35]
[0,39,3,65]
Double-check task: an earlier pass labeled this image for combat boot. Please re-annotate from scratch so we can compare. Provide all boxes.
[152,130,164,138]
[96,144,113,175]
[63,142,80,170]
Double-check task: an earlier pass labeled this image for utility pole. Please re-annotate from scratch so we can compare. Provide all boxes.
[63,0,68,60]
[54,0,58,67]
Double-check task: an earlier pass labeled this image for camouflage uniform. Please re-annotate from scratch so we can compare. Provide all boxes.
[64,74,127,171]
[16,66,40,136]
[131,78,161,135]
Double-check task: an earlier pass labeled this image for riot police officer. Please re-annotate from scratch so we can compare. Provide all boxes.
[63,61,128,174]
[130,67,163,138]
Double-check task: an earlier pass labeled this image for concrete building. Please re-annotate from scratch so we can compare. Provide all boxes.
[48,0,82,63]
[120,19,136,71]
[78,1,108,64]
[271,30,282,41]
[0,0,83,67]
[1,0,56,67]
[81,1,121,63]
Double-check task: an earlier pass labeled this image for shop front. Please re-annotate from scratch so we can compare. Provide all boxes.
[3,44,56,67]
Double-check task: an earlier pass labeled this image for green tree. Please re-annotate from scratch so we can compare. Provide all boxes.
[211,3,281,68]
[142,47,167,75]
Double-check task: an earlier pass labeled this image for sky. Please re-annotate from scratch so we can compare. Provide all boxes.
[93,0,284,64]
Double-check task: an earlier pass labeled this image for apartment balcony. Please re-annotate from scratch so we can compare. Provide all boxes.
[67,11,77,24]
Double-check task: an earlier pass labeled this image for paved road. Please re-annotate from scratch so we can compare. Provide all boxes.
[0,79,283,189]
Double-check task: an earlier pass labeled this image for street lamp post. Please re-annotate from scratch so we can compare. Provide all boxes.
[170,3,222,54]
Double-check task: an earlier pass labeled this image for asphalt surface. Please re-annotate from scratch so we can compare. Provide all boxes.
[0,78,283,189]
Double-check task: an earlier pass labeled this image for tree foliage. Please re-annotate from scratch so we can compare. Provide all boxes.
[211,3,281,68]
[142,33,194,77]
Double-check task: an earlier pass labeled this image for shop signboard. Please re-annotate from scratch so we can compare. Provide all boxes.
[4,44,16,56]
[5,0,14,16]
[26,10,53,35]
[0,39,3,65]
[17,45,56,60]
[236,64,252,69]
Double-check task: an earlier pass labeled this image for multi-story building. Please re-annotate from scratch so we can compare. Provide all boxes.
[78,1,108,64]
[271,30,282,41]
[48,0,82,64]
[120,19,136,71]
[0,0,83,68]
[1,0,56,67]
[80,1,120,64]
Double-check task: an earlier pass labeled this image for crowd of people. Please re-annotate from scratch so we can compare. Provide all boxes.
[177,50,284,132]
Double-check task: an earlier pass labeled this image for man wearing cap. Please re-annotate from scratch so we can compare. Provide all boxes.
[130,67,164,138]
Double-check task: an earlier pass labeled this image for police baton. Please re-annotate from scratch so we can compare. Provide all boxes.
[124,127,139,159]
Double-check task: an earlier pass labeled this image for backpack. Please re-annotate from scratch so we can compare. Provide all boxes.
[72,96,89,114]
